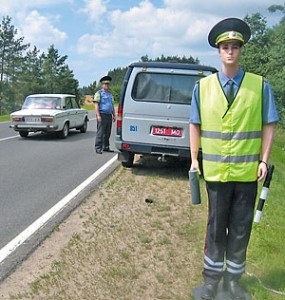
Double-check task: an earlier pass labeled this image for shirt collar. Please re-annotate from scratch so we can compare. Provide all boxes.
[218,68,244,87]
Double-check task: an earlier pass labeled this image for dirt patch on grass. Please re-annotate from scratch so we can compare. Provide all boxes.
[0,156,208,300]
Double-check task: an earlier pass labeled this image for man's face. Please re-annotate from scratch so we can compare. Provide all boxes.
[218,41,241,66]
[102,82,110,90]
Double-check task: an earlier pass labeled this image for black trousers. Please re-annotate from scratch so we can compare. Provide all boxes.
[95,113,112,151]
[203,181,257,284]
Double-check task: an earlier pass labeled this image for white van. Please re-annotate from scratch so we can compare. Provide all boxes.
[115,62,217,167]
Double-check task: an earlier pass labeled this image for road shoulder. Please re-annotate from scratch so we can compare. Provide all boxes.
[0,157,207,299]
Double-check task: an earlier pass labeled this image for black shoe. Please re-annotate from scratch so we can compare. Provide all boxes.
[201,283,218,300]
[224,280,246,300]
[96,149,103,154]
[103,148,114,152]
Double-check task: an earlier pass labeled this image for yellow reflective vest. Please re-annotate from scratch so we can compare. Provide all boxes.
[200,72,263,182]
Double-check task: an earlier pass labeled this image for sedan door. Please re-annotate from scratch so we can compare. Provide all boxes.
[70,97,85,127]
[64,97,77,128]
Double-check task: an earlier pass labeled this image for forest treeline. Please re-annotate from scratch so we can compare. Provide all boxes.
[0,6,284,125]
[0,16,79,114]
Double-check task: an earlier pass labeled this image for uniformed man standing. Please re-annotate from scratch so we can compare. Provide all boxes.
[189,18,279,299]
[93,75,116,154]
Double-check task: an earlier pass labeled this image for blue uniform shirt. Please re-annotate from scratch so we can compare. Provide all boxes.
[93,89,114,114]
[190,68,279,125]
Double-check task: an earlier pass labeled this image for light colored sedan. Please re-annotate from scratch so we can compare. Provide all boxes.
[10,94,89,138]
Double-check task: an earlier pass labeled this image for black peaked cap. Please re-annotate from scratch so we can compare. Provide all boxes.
[100,75,112,83]
[208,17,251,48]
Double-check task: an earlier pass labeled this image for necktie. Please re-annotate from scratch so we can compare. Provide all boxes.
[227,80,235,105]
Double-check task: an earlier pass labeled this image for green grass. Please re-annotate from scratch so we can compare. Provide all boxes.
[1,128,284,300]
[0,114,10,122]
[244,126,285,299]
[81,104,94,110]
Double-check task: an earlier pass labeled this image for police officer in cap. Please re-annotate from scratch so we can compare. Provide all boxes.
[190,18,279,299]
[93,75,116,154]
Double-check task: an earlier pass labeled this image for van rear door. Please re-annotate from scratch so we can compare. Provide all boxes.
[121,67,208,149]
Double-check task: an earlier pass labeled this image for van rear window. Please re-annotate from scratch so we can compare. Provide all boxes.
[132,72,202,104]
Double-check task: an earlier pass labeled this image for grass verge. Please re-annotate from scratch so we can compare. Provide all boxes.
[0,128,284,299]
[0,115,10,122]
[81,104,94,111]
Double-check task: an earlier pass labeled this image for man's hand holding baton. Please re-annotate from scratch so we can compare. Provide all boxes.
[254,164,275,223]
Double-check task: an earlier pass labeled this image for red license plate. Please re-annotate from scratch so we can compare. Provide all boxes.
[152,126,183,137]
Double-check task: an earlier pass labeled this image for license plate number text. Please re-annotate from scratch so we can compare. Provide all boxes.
[152,127,183,137]
[25,117,42,122]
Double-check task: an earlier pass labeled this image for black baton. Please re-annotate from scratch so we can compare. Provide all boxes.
[254,164,275,223]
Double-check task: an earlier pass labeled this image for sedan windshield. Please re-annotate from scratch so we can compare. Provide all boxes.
[22,97,61,109]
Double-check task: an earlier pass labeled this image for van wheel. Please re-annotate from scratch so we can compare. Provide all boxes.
[121,152,135,168]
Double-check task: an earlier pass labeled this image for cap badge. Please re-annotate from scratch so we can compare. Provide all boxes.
[229,31,237,38]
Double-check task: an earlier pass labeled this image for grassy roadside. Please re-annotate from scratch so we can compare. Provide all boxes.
[0,158,207,299]
[245,127,285,298]
[0,115,10,122]
[0,129,284,299]
[81,104,94,111]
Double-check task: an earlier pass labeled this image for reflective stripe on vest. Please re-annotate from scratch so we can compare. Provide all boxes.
[200,72,263,182]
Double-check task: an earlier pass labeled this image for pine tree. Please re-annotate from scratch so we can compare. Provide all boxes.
[0,16,29,113]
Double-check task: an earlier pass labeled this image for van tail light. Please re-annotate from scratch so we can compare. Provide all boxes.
[122,143,131,149]
[117,104,123,128]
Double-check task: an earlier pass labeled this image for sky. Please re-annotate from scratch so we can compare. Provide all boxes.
[0,0,284,87]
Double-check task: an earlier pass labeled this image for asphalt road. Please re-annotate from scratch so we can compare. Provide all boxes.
[0,111,118,273]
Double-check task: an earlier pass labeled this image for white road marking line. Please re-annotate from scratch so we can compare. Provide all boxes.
[0,154,118,264]
[0,136,19,142]
[0,132,39,142]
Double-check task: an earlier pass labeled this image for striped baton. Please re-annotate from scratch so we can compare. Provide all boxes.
[254,164,275,223]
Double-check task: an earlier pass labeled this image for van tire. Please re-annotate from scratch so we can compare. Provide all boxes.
[121,152,135,168]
